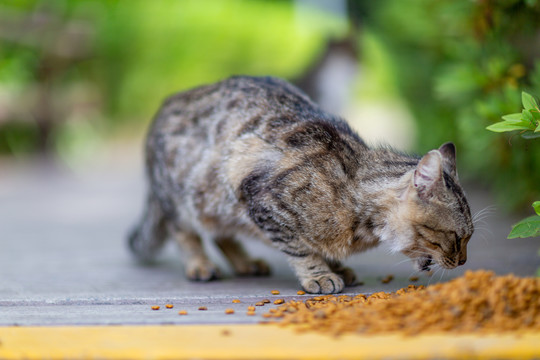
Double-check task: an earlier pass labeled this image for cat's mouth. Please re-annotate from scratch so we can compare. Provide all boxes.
[416,255,433,272]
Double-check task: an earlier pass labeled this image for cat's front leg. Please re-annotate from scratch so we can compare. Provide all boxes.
[286,253,345,294]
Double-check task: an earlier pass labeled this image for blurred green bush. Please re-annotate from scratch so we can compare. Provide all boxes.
[0,0,345,157]
[363,0,540,209]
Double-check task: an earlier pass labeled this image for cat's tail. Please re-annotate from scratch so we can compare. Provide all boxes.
[127,194,168,262]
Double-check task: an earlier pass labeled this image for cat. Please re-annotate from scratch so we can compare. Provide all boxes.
[128,75,474,294]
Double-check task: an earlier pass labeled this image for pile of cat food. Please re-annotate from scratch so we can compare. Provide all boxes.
[264,270,540,336]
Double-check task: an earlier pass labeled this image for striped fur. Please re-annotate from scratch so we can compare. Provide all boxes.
[128,76,474,293]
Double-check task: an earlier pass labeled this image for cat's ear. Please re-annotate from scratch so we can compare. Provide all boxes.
[413,150,443,199]
[438,142,457,178]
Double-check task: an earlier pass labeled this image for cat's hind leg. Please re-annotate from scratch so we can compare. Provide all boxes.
[174,230,221,281]
[216,237,271,276]
[128,194,168,262]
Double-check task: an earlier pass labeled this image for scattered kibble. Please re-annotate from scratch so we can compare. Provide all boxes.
[198,306,208,311]
[165,304,174,309]
[247,306,256,311]
[232,299,241,303]
[263,299,271,304]
[151,306,160,310]
[271,290,280,295]
[297,290,306,295]
[178,310,187,315]
[381,274,394,284]
[263,271,540,336]
[246,311,256,316]
[225,308,235,314]
[409,276,419,282]
[255,301,265,306]
[274,299,285,305]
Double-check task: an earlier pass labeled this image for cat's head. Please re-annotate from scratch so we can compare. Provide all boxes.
[393,142,474,271]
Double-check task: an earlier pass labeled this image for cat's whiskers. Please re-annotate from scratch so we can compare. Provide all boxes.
[472,205,496,223]
[472,225,492,245]
[470,205,496,246]
[439,268,447,283]
[428,265,443,286]
[392,257,415,267]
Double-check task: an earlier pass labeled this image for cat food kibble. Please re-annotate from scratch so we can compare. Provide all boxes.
[263,299,270,304]
[297,290,306,295]
[381,274,394,284]
[247,306,256,311]
[255,301,265,306]
[271,290,280,295]
[246,311,256,316]
[274,299,285,305]
[198,306,208,311]
[178,310,187,315]
[151,306,160,310]
[263,271,540,336]
[409,276,419,282]
[232,299,241,303]
[165,304,174,309]
[225,308,235,314]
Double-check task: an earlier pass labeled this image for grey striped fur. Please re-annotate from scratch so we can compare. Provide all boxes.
[128,76,474,294]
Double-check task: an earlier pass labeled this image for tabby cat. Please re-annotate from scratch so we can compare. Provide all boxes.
[128,76,474,294]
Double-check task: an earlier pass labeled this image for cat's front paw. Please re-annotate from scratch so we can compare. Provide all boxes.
[185,259,221,281]
[301,273,344,294]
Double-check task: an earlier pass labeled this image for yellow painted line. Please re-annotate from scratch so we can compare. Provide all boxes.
[0,325,539,359]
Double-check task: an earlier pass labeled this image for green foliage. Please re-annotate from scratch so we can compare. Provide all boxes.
[0,0,346,157]
[533,201,540,215]
[508,215,540,239]
[487,91,540,239]
[486,92,540,137]
[508,200,540,239]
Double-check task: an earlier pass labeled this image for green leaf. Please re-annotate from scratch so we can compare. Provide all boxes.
[522,109,535,126]
[508,215,540,239]
[501,113,523,122]
[531,110,540,121]
[533,201,540,216]
[536,123,540,133]
[522,91,538,110]
[501,113,531,127]
[521,132,540,139]
[486,121,531,133]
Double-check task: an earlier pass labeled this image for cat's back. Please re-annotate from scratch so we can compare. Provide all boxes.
[148,76,307,142]
[149,76,367,146]
[145,76,372,202]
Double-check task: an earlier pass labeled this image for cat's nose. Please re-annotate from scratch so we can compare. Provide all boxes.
[458,259,466,266]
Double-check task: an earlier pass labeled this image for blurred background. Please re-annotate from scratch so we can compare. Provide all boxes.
[2,0,540,315]
[1,0,540,214]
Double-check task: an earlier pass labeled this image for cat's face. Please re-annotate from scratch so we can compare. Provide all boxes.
[395,143,474,271]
